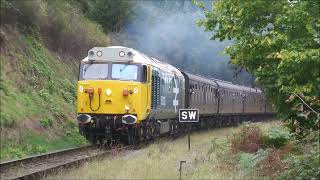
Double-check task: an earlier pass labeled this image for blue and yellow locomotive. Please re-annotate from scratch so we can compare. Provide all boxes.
[76,46,274,144]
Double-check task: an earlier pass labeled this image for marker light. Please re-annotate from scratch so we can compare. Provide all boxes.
[88,87,94,97]
[123,88,128,96]
[96,51,103,57]
[119,51,125,57]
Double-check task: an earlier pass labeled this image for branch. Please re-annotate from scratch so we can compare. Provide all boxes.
[292,93,320,117]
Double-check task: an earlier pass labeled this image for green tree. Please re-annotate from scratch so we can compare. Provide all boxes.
[72,0,134,33]
[195,0,320,136]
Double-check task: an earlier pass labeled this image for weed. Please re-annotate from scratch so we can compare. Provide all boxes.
[278,131,320,179]
[239,149,270,174]
[263,126,292,148]
[229,123,263,153]
[207,138,218,155]
[0,79,9,95]
[39,117,53,128]
[0,113,16,127]
[278,150,320,179]
[38,89,50,101]
[257,148,289,177]
[0,0,107,161]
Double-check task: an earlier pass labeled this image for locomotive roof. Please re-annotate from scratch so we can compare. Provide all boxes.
[81,46,262,94]
[184,72,219,87]
[81,46,183,76]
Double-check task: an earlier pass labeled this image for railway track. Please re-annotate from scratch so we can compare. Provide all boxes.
[0,145,132,180]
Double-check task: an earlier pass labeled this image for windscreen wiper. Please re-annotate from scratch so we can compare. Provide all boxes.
[120,65,128,72]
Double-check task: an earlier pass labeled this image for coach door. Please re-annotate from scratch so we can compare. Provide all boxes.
[242,93,246,113]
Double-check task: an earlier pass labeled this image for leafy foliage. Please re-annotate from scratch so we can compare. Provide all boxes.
[279,151,320,179]
[195,0,320,136]
[229,123,263,153]
[1,0,109,59]
[39,117,54,128]
[262,126,292,148]
[239,149,269,174]
[278,131,320,179]
[0,23,88,159]
[72,0,134,33]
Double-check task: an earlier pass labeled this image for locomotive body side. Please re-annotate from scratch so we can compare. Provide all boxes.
[182,72,219,114]
[148,59,185,120]
[77,46,185,144]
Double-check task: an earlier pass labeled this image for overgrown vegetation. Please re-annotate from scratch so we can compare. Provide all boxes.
[230,123,319,179]
[1,0,109,59]
[0,0,116,160]
[0,30,88,160]
[0,126,86,160]
[72,0,134,33]
[195,0,320,136]
[49,121,317,179]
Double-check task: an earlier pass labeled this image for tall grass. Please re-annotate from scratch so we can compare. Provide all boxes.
[48,121,280,179]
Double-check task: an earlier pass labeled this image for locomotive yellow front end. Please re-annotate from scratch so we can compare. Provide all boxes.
[76,46,151,144]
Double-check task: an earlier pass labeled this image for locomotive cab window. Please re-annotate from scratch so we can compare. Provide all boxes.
[112,63,138,81]
[80,63,108,80]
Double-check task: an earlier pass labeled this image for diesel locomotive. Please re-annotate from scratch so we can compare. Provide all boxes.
[76,46,274,144]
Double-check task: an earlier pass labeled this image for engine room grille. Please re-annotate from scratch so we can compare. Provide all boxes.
[151,75,160,109]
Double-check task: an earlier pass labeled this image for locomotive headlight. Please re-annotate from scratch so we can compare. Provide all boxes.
[89,50,95,57]
[106,89,112,96]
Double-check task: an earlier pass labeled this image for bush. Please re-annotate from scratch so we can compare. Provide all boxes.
[278,150,320,179]
[73,0,134,33]
[230,123,263,153]
[0,113,16,127]
[257,148,290,177]
[239,149,270,174]
[39,117,53,128]
[1,0,110,59]
[278,131,320,179]
[262,126,292,148]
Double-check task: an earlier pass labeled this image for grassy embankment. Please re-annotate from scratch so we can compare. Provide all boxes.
[0,0,109,160]
[49,120,319,179]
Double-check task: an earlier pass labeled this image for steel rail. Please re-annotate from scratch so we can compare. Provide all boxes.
[0,145,132,180]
